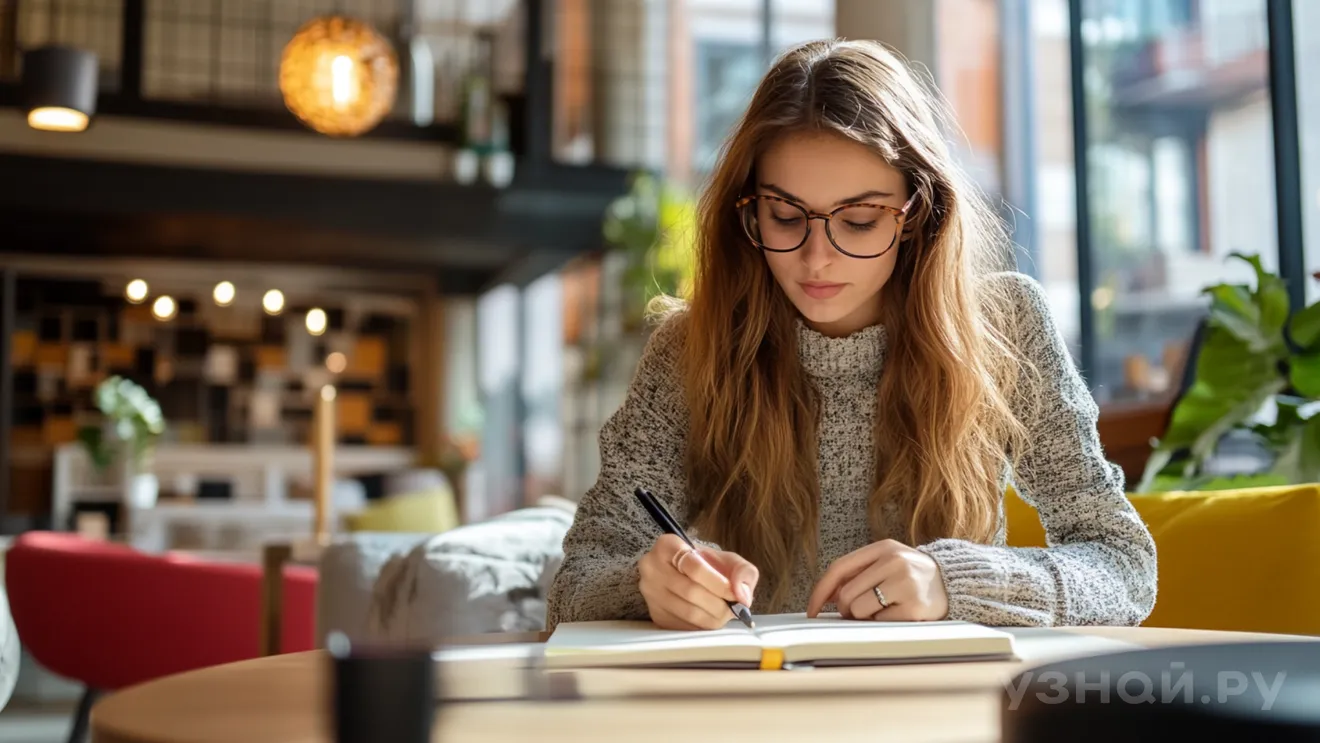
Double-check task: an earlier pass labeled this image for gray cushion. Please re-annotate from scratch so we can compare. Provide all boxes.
[315,532,433,646]
[0,584,17,712]
[365,506,574,643]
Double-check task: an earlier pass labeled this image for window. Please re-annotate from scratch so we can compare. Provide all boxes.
[693,40,761,171]
[1297,0,1320,303]
[1075,0,1277,403]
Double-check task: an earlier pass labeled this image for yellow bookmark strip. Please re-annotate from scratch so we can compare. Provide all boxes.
[759,647,785,671]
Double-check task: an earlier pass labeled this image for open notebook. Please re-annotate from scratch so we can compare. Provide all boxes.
[544,613,1017,670]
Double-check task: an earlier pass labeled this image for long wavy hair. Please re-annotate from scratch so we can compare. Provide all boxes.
[664,39,1037,611]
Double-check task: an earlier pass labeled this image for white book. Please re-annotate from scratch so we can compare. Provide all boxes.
[543,613,1017,670]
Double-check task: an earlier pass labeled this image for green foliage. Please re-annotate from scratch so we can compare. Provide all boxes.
[602,171,697,330]
[1139,253,1320,491]
[79,376,165,472]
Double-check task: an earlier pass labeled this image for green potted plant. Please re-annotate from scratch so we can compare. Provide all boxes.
[79,376,166,508]
[601,171,697,332]
[1138,253,1320,492]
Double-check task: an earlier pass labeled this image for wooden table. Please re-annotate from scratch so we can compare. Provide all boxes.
[89,626,1316,743]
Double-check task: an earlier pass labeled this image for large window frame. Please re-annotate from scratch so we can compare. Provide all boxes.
[1061,0,1307,386]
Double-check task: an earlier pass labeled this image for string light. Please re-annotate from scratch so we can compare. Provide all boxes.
[125,279,148,304]
[263,289,285,315]
[213,281,235,306]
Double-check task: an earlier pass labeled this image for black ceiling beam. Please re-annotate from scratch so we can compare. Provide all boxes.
[0,152,626,250]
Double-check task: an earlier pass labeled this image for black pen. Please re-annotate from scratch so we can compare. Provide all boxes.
[634,487,756,630]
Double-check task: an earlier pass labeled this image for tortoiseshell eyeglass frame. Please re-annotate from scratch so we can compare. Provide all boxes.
[733,193,918,259]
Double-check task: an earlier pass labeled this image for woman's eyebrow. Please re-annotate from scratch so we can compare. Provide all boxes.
[758,182,896,207]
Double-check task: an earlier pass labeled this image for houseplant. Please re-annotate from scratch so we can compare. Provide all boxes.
[79,376,166,508]
[1138,252,1320,492]
[601,171,697,332]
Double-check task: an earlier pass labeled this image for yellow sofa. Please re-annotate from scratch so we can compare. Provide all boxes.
[342,488,460,535]
[1005,483,1320,635]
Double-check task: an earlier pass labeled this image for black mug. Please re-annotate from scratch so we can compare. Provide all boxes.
[328,632,436,743]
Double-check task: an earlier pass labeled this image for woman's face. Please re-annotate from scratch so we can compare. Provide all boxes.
[752,131,910,338]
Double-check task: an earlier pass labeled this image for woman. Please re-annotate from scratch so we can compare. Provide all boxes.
[546,39,1156,631]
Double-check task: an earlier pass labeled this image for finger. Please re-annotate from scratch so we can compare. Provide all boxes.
[699,549,759,606]
[650,604,703,631]
[807,541,896,616]
[847,578,903,621]
[664,569,736,627]
[871,599,924,622]
[838,560,902,620]
[663,582,730,629]
[672,547,737,603]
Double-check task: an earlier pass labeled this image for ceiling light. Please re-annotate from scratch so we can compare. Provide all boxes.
[306,308,328,336]
[125,279,148,304]
[326,351,347,374]
[263,289,285,315]
[213,281,235,306]
[278,16,398,137]
[21,46,98,133]
[151,295,177,321]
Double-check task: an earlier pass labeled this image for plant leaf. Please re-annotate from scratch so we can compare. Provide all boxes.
[1291,352,1320,398]
[1158,324,1280,452]
[1290,299,1320,351]
[1298,414,1320,483]
[1203,284,1267,350]
[1136,446,1175,493]
[1185,378,1286,470]
[1216,252,1289,352]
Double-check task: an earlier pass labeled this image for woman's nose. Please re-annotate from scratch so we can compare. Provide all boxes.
[799,221,835,271]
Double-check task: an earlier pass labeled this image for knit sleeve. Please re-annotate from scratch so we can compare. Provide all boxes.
[916,272,1158,627]
[545,312,711,632]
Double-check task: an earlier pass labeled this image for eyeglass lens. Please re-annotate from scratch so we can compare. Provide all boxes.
[741,199,899,257]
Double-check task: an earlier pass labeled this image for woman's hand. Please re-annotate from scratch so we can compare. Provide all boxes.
[638,534,759,630]
[806,539,948,621]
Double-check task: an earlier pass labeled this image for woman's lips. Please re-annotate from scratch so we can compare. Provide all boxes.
[799,282,846,299]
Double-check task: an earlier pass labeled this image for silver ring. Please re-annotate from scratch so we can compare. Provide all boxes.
[873,585,889,609]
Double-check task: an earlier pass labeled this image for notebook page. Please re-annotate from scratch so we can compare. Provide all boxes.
[544,619,764,667]
[746,613,1015,663]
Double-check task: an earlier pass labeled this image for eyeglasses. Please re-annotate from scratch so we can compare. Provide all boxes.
[735,193,917,259]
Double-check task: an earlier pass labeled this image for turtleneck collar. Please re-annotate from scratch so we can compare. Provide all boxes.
[796,319,887,380]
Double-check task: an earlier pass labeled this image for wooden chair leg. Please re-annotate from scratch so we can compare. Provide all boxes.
[260,542,292,657]
[66,686,98,743]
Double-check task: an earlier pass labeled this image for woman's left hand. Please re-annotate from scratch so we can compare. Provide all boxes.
[805,540,949,621]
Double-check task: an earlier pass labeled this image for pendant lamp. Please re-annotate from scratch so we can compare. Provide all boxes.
[278,16,398,137]
[21,45,98,132]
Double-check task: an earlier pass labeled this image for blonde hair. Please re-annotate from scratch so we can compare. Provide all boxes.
[658,39,1035,611]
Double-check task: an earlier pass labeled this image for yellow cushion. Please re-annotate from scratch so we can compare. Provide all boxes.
[1005,483,1320,635]
[343,488,459,534]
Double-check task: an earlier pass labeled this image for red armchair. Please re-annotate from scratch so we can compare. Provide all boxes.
[4,531,317,742]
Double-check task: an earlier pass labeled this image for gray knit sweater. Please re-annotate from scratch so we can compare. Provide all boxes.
[545,272,1157,631]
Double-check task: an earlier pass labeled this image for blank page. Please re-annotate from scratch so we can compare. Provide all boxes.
[751,613,1015,663]
[544,619,763,667]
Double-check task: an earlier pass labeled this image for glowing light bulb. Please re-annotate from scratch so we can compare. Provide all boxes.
[28,106,88,132]
[213,281,235,306]
[306,308,328,335]
[331,55,356,108]
[263,289,285,315]
[151,295,177,321]
[326,352,347,374]
[126,279,148,304]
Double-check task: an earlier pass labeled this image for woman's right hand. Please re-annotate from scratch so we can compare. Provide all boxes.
[638,534,759,630]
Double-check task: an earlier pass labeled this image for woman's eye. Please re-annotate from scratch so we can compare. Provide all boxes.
[844,220,877,232]
[771,213,802,225]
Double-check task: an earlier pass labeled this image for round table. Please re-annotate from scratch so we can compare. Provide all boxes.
[90,627,1315,743]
